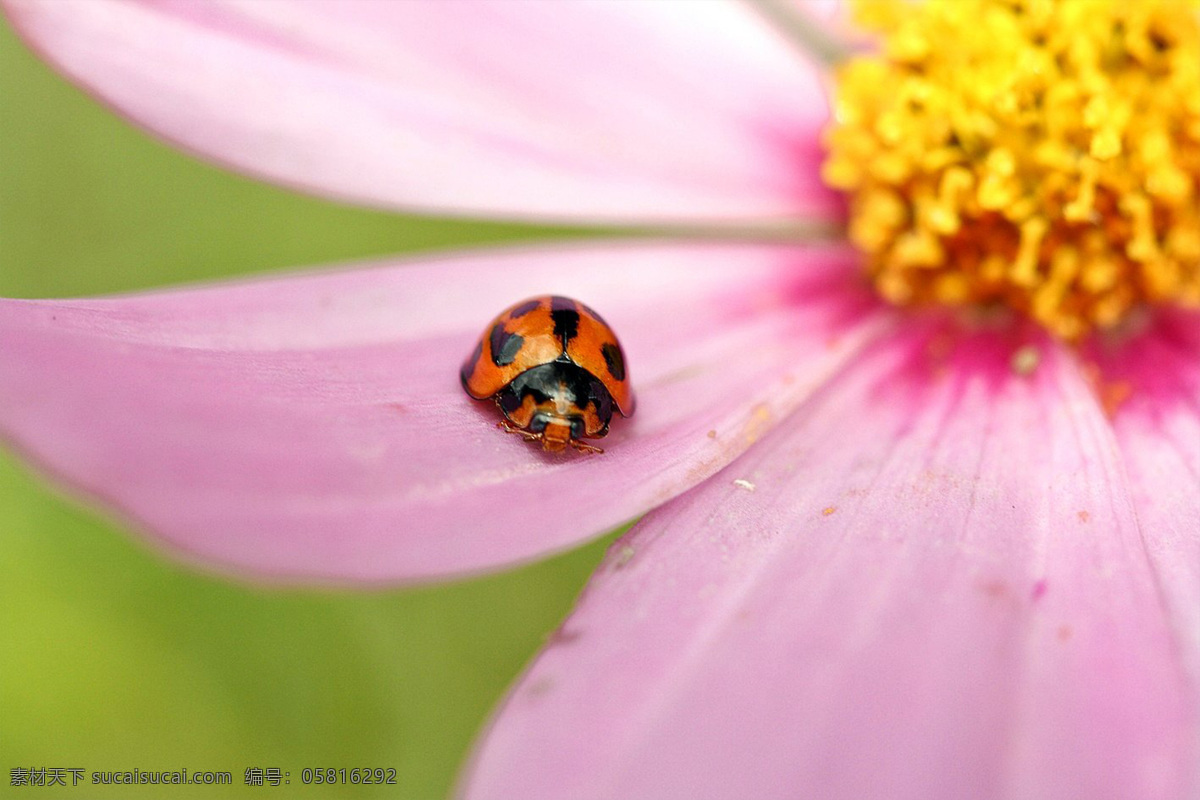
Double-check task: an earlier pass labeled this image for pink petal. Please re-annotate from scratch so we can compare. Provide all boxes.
[1097,312,1200,757]
[464,324,1195,800]
[0,243,883,582]
[3,0,839,225]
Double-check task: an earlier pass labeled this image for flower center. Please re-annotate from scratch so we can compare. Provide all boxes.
[822,0,1200,339]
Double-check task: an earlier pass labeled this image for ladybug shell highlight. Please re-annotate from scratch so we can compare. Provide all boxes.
[461,296,634,453]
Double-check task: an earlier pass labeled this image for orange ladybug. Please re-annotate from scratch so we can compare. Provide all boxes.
[460,296,635,454]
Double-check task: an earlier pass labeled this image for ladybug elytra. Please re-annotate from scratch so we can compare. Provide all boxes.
[460,295,635,454]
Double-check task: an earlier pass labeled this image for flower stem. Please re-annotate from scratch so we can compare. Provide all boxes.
[751,0,852,67]
[611,218,844,244]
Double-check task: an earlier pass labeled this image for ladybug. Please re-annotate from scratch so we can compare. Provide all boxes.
[461,295,635,454]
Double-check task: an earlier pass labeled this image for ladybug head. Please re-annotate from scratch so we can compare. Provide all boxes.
[534,416,577,453]
[529,413,584,453]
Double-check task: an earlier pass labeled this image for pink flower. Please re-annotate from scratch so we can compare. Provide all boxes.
[1,2,1196,798]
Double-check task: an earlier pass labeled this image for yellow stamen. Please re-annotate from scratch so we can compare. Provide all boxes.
[824,0,1200,338]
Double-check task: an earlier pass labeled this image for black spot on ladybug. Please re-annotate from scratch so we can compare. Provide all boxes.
[602,342,626,381]
[550,296,581,343]
[489,323,524,366]
[579,302,609,326]
[498,390,524,414]
[508,298,542,318]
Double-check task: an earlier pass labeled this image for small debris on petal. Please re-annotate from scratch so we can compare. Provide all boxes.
[1098,381,1133,418]
[733,479,756,492]
[822,506,837,516]
[547,628,581,645]
[1082,363,1134,418]
[980,579,1008,598]
[742,404,772,445]
[612,545,636,569]
[1010,344,1041,376]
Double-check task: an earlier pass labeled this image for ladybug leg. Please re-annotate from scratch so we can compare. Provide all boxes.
[497,419,541,443]
[570,439,604,455]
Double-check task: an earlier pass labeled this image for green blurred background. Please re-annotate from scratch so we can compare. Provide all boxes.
[0,19,616,799]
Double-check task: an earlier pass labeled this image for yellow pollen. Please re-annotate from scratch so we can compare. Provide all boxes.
[823,0,1200,338]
